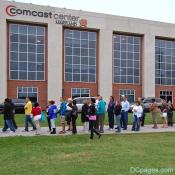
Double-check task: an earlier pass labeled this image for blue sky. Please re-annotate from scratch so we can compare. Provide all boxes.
[13,0,175,23]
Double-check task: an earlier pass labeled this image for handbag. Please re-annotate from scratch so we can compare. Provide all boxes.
[41,112,46,122]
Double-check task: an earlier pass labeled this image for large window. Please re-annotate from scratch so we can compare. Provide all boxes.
[64,29,97,82]
[155,38,175,85]
[9,23,45,80]
[71,88,90,99]
[120,89,135,103]
[113,34,141,84]
[17,86,38,102]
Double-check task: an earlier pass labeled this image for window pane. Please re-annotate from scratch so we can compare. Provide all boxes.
[19,71,27,79]
[64,29,97,82]
[155,38,175,85]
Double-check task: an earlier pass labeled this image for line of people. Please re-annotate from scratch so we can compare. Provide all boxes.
[0,95,174,137]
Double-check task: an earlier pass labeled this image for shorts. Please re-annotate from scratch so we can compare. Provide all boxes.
[60,116,65,124]
[162,113,167,118]
[34,115,41,121]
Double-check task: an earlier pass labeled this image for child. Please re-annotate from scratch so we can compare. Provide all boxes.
[48,100,58,134]
[32,102,42,135]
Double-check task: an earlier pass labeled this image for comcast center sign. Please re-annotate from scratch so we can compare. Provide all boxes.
[6,5,88,27]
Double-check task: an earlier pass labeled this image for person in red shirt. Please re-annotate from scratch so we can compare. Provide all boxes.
[32,102,42,135]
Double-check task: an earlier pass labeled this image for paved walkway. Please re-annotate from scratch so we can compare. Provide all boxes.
[0,125,175,137]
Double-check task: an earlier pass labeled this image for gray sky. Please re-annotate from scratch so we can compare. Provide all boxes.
[13,0,175,23]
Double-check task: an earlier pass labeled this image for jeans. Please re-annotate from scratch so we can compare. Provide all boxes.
[72,115,77,134]
[2,120,15,132]
[108,112,114,129]
[25,115,36,131]
[99,114,105,132]
[51,118,56,129]
[132,115,141,131]
[89,120,100,139]
[140,112,145,126]
[122,111,128,130]
[167,111,173,126]
[116,114,121,132]
[47,116,51,131]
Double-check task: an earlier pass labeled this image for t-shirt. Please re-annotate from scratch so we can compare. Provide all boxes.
[25,101,32,115]
[32,106,41,116]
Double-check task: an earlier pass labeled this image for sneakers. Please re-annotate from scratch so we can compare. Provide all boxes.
[9,131,15,134]
[22,129,28,132]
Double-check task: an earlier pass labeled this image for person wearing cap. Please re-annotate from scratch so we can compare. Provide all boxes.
[121,95,130,130]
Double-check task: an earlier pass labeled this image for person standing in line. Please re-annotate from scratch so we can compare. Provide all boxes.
[9,99,18,130]
[114,100,122,133]
[150,98,159,129]
[2,98,16,133]
[88,98,101,139]
[71,100,78,134]
[160,99,168,128]
[32,102,42,135]
[23,97,36,132]
[107,96,115,130]
[46,103,51,132]
[167,100,174,127]
[131,101,143,131]
[138,97,146,127]
[59,97,67,134]
[66,98,73,132]
[96,95,106,133]
[95,95,100,131]
[48,100,58,134]
[81,100,90,132]
[121,95,130,130]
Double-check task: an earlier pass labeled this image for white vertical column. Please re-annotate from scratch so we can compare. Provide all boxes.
[47,24,63,104]
[98,29,113,101]
[142,33,155,97]
[0,19,7,102]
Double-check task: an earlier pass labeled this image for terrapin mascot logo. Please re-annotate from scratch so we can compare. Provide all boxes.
[79,19,87,27]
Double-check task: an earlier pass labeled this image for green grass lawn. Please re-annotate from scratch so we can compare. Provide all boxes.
[0,112,174,128]
[0,133,175,175]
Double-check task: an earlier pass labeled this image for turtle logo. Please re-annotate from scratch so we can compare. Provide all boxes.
[79,19,87,27]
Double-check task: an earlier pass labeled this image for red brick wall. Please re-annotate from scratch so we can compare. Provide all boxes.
[63,82,98,99]
[112,84,142,101]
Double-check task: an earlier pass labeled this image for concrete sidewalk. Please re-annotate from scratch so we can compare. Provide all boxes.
[0,124,175,137]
